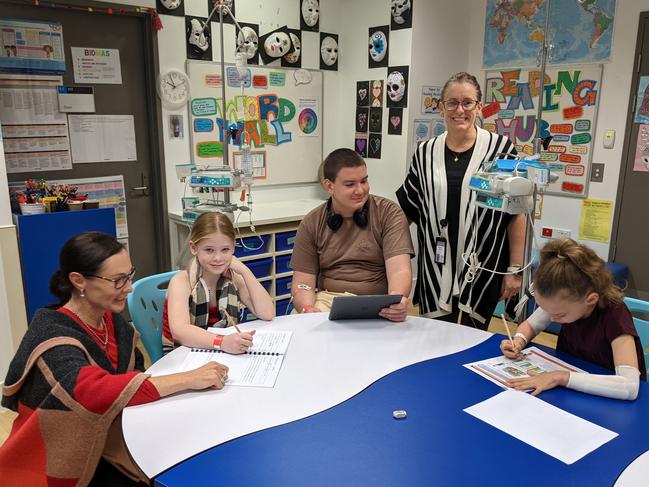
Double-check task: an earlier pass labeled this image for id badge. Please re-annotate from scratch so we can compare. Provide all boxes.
[435,237,446,264]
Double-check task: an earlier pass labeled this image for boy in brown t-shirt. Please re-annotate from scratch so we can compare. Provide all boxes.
[290,148,414,321]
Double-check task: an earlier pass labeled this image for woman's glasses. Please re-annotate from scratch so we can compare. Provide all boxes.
[442,99,478,111]
[85,267,136,289]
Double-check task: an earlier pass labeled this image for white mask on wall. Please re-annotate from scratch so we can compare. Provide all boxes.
[368,31,387,62]
[188,19,209,52]
[386,71,406,102]
[160,0,181,10]
[284,33,301,63]
[391,0,411,25]
[301,0,320,27]
[320,36,338,66]
[264,31,291,58]
[237,27,258,59]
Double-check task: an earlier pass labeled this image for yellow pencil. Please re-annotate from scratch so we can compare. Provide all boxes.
[501,313,515,350]
[221,308,241,332]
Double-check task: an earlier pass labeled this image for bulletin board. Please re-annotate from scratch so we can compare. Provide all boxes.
[483,65,602,197]
[187,60,323,186]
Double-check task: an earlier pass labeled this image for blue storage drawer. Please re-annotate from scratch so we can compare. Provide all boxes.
[260,279,272,293]
[234,234,271,258]
[240,307,257,323]
[276,276,292,297]
[246,257,273,279]
[275,231,297,251]
[276,298,294,316]
[276,254,293,274]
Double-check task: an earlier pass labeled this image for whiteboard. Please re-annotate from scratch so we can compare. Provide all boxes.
[483,65,602,198]
[187,60,323,186]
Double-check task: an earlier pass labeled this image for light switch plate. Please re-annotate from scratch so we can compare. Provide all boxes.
[591,163,605,182]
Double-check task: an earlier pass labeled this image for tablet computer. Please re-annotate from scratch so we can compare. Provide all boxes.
[328,294,403,320]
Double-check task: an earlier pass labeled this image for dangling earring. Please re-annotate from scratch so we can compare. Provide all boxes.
[80,289,85,298]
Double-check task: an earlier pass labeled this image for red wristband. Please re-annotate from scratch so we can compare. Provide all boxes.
[213,334,224,350]
[302,304,317,313]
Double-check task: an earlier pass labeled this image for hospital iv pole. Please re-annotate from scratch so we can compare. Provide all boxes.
[200,0,250,212]
[518,0,554,320]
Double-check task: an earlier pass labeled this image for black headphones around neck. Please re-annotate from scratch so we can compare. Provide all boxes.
[326,197,369,231]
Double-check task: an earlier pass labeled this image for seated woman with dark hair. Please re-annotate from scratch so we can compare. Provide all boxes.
[0,232,229,486]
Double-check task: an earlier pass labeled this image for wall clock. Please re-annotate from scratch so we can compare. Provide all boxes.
[157,69,190,109]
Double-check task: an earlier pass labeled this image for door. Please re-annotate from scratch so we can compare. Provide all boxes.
[611,12,649,299]
[1,2,168,279]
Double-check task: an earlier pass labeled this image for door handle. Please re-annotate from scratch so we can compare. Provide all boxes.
[131,172,149,195]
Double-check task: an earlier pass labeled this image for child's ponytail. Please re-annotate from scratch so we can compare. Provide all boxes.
[535,238,623,307]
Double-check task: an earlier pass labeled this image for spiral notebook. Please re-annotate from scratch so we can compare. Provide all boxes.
[179,330,293,388]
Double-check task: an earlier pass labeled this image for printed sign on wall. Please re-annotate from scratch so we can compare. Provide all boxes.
[483,65,602,197]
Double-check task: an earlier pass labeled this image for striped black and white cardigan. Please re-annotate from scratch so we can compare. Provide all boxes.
[397,127,517,323]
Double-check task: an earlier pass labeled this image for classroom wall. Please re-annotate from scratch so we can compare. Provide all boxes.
[157,0,349,215]
[156,0,418,215]
[406,0,473,166]
[0,137,10,228]
[329,0,412,199]
[0,133,28,382]
[467,0,644,259]
[0,131,11,381]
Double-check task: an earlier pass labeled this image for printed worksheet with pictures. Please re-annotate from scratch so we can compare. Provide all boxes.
[464,346,585,389]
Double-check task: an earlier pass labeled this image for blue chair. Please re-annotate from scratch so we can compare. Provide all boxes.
[128,271,176,364]
[624,297,649,378]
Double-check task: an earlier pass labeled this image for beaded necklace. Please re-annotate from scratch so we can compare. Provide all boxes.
[66,307,108,351]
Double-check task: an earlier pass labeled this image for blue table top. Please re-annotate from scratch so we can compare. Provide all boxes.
[155,335,649,487]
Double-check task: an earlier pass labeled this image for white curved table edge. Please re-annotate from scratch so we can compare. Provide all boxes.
[123,314,494,478]
[615,450,649,486]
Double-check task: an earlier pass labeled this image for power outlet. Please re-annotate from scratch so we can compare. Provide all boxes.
[541,227,571,239]
[591,163,605,183]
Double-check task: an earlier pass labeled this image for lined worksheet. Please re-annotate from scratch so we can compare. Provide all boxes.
[180,330,293,388]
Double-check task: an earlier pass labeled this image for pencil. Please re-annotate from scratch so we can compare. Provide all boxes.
[221,308,242,332]
[501,313,515,350]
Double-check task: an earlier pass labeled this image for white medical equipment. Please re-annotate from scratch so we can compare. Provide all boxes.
[464,153,554,321]
[177,0,256,224]
[469,172,534,215]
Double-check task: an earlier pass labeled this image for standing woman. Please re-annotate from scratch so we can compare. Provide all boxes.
[1,232,229,486]
[396,72,525,329]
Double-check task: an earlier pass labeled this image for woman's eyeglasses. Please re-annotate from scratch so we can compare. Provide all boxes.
[442,99,478,111]
[85,267,136,289]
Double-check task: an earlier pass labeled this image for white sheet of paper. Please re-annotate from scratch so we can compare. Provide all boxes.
[71,47,122,84]
[68,114,136,163]
[0,84,66,124]
[178,350,285,388]
[0,74,73,172]
[464,390,618,464]
[180,330,293,388]
[206,329,293,355]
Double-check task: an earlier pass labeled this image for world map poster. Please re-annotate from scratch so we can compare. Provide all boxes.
[482,65,602,197]
[483,0,616,69]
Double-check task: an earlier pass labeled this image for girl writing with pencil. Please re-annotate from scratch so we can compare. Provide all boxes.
[501,238,645,400]
[163,212,275,354]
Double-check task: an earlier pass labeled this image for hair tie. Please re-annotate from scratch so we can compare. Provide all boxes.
[557,253,567,260]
